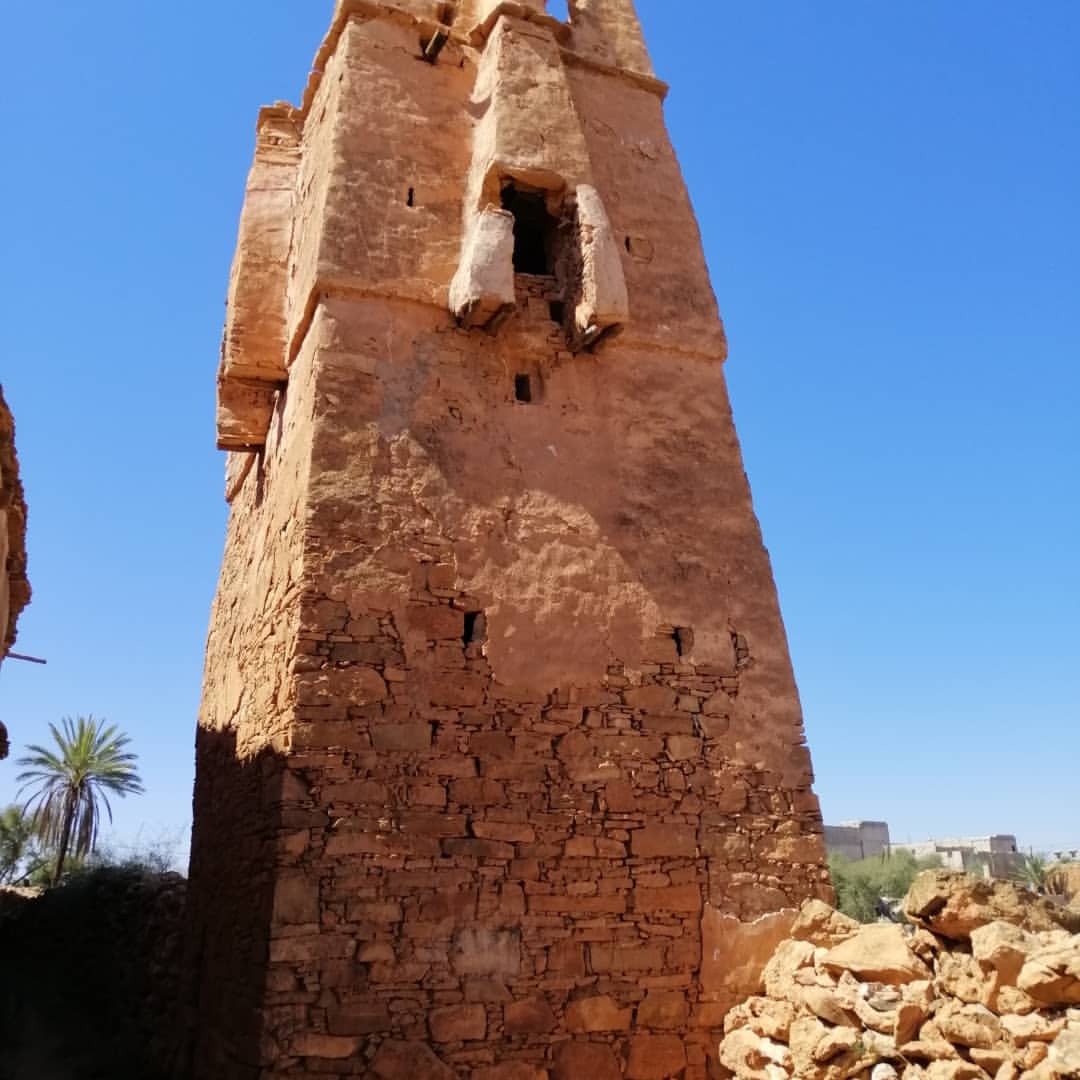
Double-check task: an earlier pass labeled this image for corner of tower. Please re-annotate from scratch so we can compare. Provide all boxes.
[562,0,657,83]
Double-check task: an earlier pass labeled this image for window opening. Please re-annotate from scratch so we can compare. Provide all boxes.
[625,236,632,253]
[463,611,486,646]
[514,374,533,403]
[407,187,415,207]
[549,300,565,324]
[502,185,555,275]
[673,626,694,658]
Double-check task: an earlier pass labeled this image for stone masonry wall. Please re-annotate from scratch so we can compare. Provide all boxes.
[185,332,321,1078]
[191,4,831,1078]
[227,281,831,1079]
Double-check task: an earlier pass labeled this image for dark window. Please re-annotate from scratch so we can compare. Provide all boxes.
[502,186,554,274]
[549,300,565,324]
[514,374,533,403]
[407,187,415,207]
[463,611,486,646]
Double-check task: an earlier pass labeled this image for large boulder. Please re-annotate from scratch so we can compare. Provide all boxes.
[1017,938,1080,1006]
[970,921,1037,985]
[1048,1027,1080,1076]
[820,924,932,985]
[903,871,1077,940]
[788,898,861,948]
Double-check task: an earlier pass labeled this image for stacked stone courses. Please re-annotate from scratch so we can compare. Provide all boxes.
[187,1,831,1077]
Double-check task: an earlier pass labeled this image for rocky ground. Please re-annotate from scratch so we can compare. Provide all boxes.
[718,871,1080,1080]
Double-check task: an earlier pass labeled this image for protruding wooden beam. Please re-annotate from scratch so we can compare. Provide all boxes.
[423,27,450,62]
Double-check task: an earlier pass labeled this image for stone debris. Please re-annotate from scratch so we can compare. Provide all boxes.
[904,871,1080,941]
[717,872,1080,1080]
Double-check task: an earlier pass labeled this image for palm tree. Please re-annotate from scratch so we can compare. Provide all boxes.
[16,716,144,884]
[1013,853,1051,895]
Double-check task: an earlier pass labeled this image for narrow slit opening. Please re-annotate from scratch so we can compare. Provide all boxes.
[407,187,415,207]
[463,611,486,646]
[673,626,694,658]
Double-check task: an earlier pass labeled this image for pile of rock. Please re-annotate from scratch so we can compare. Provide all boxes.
[717,871,1080,1080]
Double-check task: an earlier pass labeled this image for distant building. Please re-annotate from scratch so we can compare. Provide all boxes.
[825,820,891,861]
[824,818,1024,880]
[892,835,1023,880]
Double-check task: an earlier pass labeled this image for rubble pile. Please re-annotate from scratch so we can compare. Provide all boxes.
[718,871,1080,1080]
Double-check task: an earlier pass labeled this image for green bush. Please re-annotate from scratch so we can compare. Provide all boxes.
[0,805,50,885]
[829,850,942,922]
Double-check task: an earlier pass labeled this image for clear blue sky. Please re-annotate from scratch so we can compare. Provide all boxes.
[2,1,1077,861]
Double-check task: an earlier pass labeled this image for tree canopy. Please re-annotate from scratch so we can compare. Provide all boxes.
[16,715,144,884]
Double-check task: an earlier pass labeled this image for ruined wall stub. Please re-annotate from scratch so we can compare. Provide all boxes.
[0,386,31,760]
[188,2,830,1077]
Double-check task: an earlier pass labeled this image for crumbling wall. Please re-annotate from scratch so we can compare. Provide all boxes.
[0,385,31,760]
[0,387,30,664]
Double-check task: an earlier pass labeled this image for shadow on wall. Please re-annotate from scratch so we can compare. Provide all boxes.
[178,725,283,1080]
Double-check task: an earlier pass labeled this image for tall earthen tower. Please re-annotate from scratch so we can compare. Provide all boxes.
[188,1,830,1077]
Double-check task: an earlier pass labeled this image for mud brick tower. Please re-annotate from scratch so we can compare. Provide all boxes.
[188,2,831,1077]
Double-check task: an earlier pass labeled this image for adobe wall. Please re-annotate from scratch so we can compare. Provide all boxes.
[190,4,831,1078]
[259,288,831,1077]
[0,386,30,760]
[184,333,321,1077]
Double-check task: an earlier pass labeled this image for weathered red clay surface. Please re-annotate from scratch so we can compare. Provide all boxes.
[0,385,30,759]
[188,2,830,1077]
